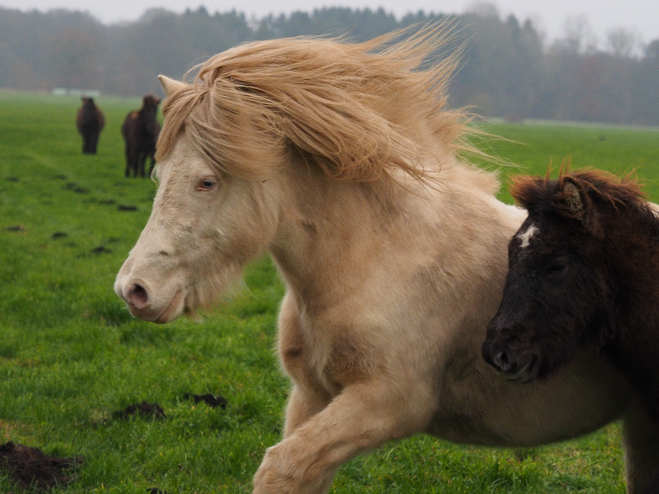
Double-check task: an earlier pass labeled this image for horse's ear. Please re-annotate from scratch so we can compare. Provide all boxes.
[561,179,585,219]
[559,177,604,236]
[158,75,186,97]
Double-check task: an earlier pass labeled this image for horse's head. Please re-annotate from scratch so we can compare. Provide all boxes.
[140,94,160,134]
[115,33,469,324]
[80,97,95,117]
[114,76,281,323]
[482,171,627,383]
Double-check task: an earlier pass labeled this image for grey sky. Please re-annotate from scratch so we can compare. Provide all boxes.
[2,0,658,47]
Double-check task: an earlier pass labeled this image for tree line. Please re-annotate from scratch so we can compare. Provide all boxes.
[1,4,658,125]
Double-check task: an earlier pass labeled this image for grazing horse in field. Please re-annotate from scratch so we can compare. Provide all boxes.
[114,28,658,493]
[121,94,161,177]
[483,169,659,409]
[76,97,104,154]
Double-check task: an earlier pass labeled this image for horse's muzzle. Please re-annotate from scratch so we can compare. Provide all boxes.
[481,335,540,384]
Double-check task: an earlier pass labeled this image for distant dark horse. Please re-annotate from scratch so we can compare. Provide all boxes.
[121,95,161,177]
[483,169,659,411]
[76,97,105,154]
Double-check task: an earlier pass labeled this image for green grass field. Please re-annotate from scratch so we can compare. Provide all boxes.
[1,90,658,493]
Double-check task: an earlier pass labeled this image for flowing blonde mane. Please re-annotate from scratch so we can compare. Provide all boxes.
[156,24,483,184]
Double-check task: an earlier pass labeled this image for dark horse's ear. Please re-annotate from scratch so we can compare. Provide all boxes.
[558,177,603,237]
[561,178,585,219]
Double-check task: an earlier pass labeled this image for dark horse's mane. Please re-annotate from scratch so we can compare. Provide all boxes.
[509,168,657,230]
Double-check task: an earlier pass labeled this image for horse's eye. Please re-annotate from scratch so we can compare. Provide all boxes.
[546,260,567,275]
[196,177,218,191]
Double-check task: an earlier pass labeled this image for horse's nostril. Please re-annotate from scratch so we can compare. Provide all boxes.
[128,283,149,308]
[493,350,511,371]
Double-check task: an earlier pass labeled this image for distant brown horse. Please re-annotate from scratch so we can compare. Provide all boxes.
[121,95,161,177]
[76,97,105,154]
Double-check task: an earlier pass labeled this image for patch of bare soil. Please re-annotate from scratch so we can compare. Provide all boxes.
[63,182,88,194]
[182,393,228,409]
[0,441,82,492]
[90,246,112,256]
[112,401,166,420]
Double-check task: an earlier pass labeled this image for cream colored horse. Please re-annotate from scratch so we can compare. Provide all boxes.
[114,27,659,493]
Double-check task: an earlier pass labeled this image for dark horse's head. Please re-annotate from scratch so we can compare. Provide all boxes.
[482,169,648,383]
[80,97,96,122]
[140,94,160,134]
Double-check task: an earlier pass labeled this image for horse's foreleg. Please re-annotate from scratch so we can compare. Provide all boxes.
[277,294,332,438]
[253,382,432,494]
[92,132,100,154]
[137,154,146,178]
[125,146,133,177]
[283,385,330,437]
[82,135,92,154]
[622,402,659,493]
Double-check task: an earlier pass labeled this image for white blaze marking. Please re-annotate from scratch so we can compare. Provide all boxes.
[517,224,538,249]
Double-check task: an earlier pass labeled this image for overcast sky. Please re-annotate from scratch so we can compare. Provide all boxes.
[2,0,658,47]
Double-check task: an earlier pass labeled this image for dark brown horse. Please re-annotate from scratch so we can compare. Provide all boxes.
[482,168,659,493]
[76,97,105,154]
[121,95,161,177]
[483,168,659,407]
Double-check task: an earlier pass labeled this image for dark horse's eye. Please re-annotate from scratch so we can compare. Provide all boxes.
[196,176,218,191]
[546,258,568,275]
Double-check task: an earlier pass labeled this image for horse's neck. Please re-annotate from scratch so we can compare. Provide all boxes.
[139,108,154,121]
[269,166,387,304]
[600,209,659,358]
[604,208,659,295]
[268,159,518,311]
[83,105,95,122]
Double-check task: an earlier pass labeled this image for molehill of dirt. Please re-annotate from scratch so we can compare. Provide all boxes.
[112,401,167,420]
[1,394,227,491]
[0,441,82,492]
[182,393,228,409]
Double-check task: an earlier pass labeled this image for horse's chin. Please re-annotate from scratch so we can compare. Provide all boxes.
[154,289,186,324]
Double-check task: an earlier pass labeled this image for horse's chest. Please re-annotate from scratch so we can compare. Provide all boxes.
[279,307,378,396]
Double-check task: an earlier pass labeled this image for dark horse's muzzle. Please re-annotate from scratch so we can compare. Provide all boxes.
[482,318,541,384]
